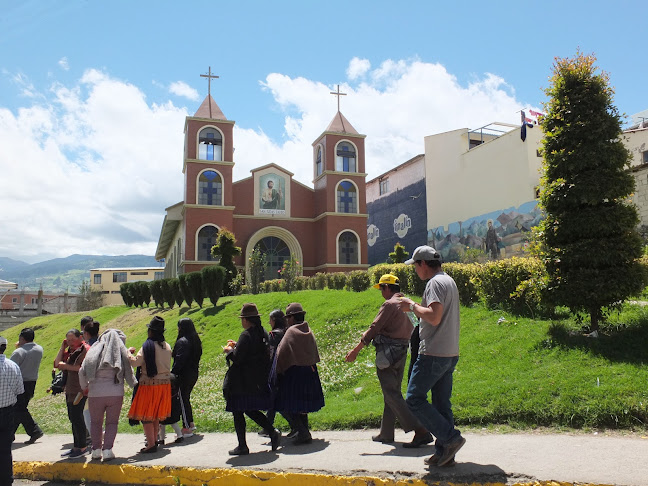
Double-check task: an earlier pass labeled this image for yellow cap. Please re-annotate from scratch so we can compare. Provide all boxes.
[373,274,399,289]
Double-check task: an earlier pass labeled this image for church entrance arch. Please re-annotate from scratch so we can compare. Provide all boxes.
[245,227,303,282]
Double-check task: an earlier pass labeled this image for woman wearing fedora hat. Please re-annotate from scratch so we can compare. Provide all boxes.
[222,303,280,455]
[127,316,172,453]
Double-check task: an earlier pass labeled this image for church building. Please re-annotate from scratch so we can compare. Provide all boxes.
[155,79,369,280]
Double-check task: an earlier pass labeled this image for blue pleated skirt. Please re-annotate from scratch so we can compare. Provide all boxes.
[274,364,325,413]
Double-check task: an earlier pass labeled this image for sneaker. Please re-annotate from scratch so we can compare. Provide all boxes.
[228,445,249,455]
[438,436,466,467]
[67,448,89,458]
[425,454,456,467]
[26,430,44,444]
[102,449,115,461]
[60,449,73,457]
[91,449,102,460]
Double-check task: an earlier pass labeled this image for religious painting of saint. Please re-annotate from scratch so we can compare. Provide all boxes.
[259,173,286,214]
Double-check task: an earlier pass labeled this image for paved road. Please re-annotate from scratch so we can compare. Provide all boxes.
[12,430,648,485]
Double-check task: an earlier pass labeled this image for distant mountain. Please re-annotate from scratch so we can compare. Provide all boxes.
[0,254,161,292]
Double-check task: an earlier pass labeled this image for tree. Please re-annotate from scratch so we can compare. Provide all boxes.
[169,278,184,308]
[119,283,133,307]
[178,273,194,308]
[210,229,241,295]
[388,242,409,264]
[78,280,103,311]
[247,246,267,294]
[279,255,301,294]
[201,265,226,306]
[136,281,151,307]
[160,278,175,309]
[534,51,644,331]
[150,279,165,308]
[187,271,204,308]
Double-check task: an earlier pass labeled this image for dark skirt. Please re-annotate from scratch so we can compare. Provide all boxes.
[274,364,325,413]
[226,391,272,412]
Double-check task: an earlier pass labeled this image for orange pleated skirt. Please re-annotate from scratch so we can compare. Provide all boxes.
[128,383,171,422]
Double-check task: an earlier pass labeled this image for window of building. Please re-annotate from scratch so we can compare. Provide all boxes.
[198,128,223,161]
[93,274,102,285]
[643,151,648,164]
[335,142,356,172]
[31,298,36,304]
[337,181,357,213]
[197,226,218,261]
[315,146,323,176]
[379,179,389,195]
[254,236,291,281]
[198,170,222,205]
[154,272,164,280]
[113,272,127,283]
[338,231,359,264]
[130,271,148,275]
[12,297,17,303]
[102,291,110,294]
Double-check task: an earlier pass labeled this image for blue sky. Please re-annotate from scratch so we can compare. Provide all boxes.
[1,0,646,263]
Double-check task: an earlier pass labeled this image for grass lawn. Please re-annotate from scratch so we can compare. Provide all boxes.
[3,289,647,435]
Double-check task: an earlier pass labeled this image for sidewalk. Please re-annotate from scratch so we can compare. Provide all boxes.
[12,430,648,486]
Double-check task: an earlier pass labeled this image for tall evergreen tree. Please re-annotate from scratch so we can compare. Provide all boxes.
[535,52,644,331]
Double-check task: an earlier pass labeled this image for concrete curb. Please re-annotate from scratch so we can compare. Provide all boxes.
[14,461,612,486]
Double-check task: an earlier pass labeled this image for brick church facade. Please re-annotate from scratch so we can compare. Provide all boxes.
[155,91,369,280]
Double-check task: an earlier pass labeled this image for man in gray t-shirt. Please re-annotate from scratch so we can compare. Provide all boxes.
[399,246,465,467]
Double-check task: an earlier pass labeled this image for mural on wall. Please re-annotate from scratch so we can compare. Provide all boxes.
[259,173,286,214]
[428,200,543,262]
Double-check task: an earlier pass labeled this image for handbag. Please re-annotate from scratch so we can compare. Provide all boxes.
[47,370,67,395]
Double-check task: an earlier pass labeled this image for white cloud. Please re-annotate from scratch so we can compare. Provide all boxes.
[0,59,530,261]
[347,57,371,80]
[169,81,199,100]
[58,57,69,71]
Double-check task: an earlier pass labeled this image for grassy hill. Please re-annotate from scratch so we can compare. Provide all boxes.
[3,289,648,435]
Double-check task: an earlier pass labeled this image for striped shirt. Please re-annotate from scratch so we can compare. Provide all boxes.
[0,354,24,407]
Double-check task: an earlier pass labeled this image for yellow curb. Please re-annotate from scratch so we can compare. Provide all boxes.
[14,461,614,486]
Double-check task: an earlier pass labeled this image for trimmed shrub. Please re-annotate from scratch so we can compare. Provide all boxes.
[160,278,175,309]
[310,273,327,290]
[295,276,309,291]
[327,272,347,290]
[346,270,371,292]
[279,255,301,294]
[178,273,193,308]
[187,271,204,308]
[201,265,227,306]
[229,271,244,296]
[270,279,284,293]
[262,280,273,293]
[136,281,151,307]
[443,262,480,306]
[169,278,183,308]
[150,279,165,308]
[120,283,133,307]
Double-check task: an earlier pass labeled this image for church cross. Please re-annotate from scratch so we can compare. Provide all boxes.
[330,84,347,112]
[200,66,220,118]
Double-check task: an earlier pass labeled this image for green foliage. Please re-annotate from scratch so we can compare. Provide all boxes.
[309,272,327,290]
[474,257,548,316]
[460,247,488,264]
[178,274,193,308]
[228,270,244,296]
[279,255,301,294]
[159,278,175,309]
[295,276,309,291]
[443,263,481,306]
[136,281,151,307]
[535,51,645,330]
[388,242,409,264]
[119,283,133,307]
[326,272,347,290]
[168,278,183,308]
[210,229,242,296]
[368,263,414,294]
[186,272,204,308]
[201,265,226,306]
[345,270,371,292]
[78,279,103,311]
[247,246,266,295]
[149,279,165,308]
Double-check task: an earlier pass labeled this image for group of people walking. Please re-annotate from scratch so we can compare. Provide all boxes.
[1,244,464,481]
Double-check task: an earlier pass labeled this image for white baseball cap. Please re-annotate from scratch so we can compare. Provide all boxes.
[0,336,8,346]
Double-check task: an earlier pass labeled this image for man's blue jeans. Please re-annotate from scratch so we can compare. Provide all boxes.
[406,354,460,455]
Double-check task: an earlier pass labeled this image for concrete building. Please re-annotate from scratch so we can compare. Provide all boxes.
[155,89,369,281]
[90,267,164,305]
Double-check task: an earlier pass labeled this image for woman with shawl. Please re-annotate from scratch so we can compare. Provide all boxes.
[79,329,136,461]
[222,303,280,455]
[171,317,202,436]
[127,316,172,453]
[274,303,325,445]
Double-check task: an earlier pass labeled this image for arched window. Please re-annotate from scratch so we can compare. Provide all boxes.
[255,236,291,281]
[197,226,218,261]
[337,181,357,213]
[315,146,323,176]
[338,231,358,264]
[336,142,356,172]
[198,170,222,205]
[198,127,223,161]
